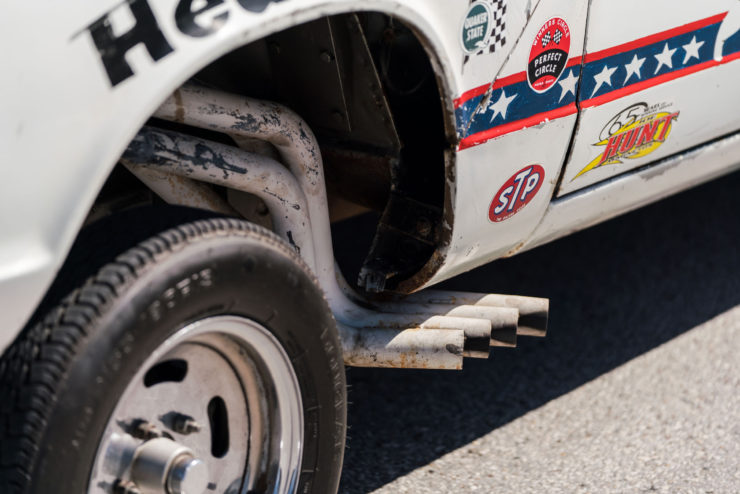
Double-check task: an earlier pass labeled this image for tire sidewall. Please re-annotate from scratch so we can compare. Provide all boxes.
[30,231,345,493]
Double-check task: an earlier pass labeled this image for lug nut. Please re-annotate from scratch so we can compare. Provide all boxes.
[172,414,202,435]
[167,456,209,494]
[132,421,163,440]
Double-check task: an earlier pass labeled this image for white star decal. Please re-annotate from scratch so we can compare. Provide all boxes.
[623,54,646,84]
[488,88,517,122]
[654,43,677,74]
[682,36,705,64]
[591,64,617,97]
[557,69,579,102]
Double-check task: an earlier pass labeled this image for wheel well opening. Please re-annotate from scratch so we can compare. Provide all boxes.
[191,12,449,293]
[91,11,451,294]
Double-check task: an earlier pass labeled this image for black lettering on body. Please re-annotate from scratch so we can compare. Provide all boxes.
[87,0,174,86]
[81,0,290,88]
[176,0,230,37]
[236,0,286,13]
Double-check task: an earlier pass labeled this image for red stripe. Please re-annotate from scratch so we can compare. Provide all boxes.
[581,50,740,108]
[454,72,529,108]
[491,72,527,89]
[584,12,727,63]
[567,56,583,67]
[458,104,577,150]
[454,84,489,108]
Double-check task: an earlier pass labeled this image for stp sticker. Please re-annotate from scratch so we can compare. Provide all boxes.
[489,165,545,222]
[461,2,493,54]
[528,17,571,94]
[574,102,679,180]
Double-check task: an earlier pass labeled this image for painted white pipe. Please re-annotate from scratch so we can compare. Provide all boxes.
[366,303,518,346]
[339,325,464,370]
[403,290,549,337]
[417,316,491,358]
[122,127,316,267]
[154,86,339,294]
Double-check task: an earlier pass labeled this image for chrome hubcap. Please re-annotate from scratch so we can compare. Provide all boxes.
[88,316,304,494]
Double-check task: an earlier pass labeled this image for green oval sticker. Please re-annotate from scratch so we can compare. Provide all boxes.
[462,2,492,54]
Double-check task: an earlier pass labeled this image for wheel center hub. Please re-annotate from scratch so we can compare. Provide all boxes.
[130,438,209,494]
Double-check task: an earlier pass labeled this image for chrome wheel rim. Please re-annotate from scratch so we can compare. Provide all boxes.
[88,315,304,494]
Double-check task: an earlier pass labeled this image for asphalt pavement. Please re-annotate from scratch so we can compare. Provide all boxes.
[334,170,740,493]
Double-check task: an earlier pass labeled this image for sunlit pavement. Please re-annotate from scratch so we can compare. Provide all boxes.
[367,307,740,493]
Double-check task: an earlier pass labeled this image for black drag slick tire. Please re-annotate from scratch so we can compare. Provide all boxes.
[0,218,346,494]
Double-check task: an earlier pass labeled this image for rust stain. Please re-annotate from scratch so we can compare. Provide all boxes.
[173,89,185,123]
[504,241,527,257]
[394,150,456,294]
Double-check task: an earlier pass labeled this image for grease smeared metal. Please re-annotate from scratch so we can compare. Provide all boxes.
[445,343,463,356]
[125,129,247,176]
[640,157,682,180]
[122,125,315,262]
[260,188,302,211]
[286,230,300,253]
[193,142,247,177]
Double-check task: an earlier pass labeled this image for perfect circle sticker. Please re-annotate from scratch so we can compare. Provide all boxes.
[528,17,571,93]
[461,1,493,54]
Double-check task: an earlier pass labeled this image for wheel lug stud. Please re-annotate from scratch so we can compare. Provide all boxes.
[132,420,163,440]
[113,479,141,494]
[172,414,202,435]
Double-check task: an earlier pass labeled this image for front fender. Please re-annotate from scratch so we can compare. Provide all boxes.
[0,0,465,353]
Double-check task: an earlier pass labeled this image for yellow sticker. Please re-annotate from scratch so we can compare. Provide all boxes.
[574,103,679,180]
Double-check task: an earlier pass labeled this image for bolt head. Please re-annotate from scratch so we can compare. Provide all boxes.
[172,414,202,435]
[132,421,162,440]
[416,218,433,237]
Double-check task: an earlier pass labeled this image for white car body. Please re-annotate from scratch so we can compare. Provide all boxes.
[2,0,740,354]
